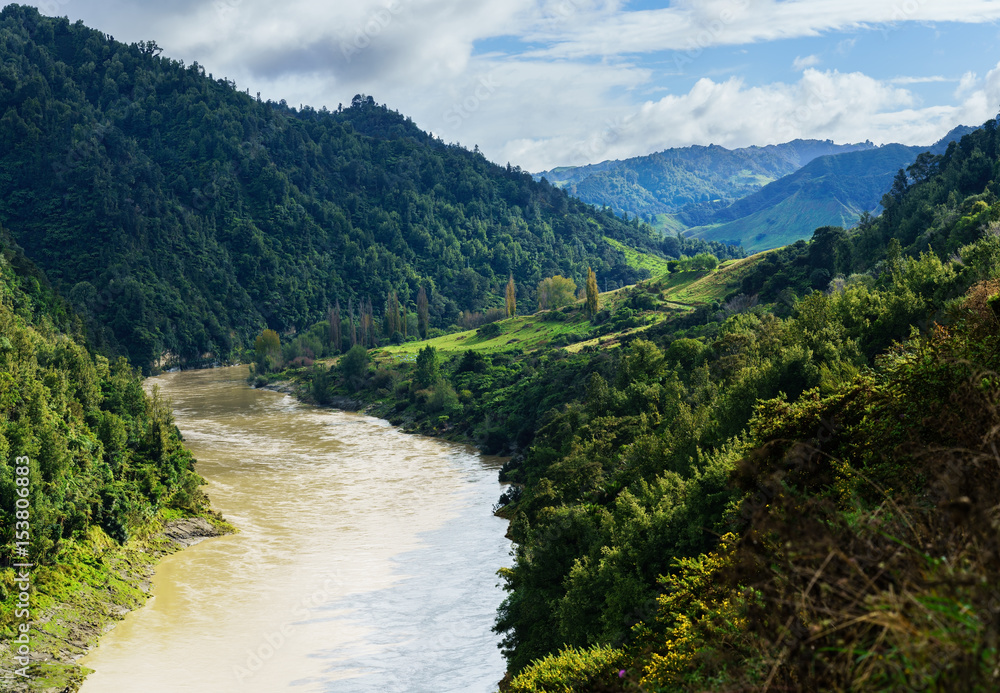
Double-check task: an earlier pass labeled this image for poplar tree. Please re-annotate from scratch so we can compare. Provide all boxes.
[417,285,429,338]
[505,274,517,317]
[585,267,600,317]
[385,291,401,335]
[364,297,375,346]
[348,298,357,346]
[329,300,342,353]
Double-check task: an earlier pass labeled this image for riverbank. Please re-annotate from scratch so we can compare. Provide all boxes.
[1,513,234,693]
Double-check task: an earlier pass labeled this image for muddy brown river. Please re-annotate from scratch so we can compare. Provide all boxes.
[77,366,511,692]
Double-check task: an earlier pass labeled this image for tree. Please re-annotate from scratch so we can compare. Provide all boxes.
[585,267,599,317]
[506,274,517,318]
[414,345,440,388]
[329,300,342,354]
[808,226,845,273]
[339,344,369,391]
[907,152,942,184]
[385,291,402,336]
[691,253,719,271]
[537,275,577,310]
[360,297,375,347]
[253,329,281,373]
[417,286,429,338]
[348,298,357,346]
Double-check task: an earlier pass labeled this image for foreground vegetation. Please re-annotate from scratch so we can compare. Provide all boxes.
[0,233,226,689]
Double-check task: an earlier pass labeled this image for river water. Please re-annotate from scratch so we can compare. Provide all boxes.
[78,366,511,693]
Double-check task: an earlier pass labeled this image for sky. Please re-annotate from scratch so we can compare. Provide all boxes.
[14,0,1000,171]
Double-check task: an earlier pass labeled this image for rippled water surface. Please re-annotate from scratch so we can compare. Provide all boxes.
[78,366,511,693]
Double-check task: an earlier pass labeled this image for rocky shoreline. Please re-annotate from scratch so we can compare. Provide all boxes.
[0,516,233,693]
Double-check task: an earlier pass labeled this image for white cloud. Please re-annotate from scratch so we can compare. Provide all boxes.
[955,70,979,99]
[889,75,951,84]
[507,66,1000,171]
[19,0,1000,171]
[793,54,821,71]
[526,0,1000,59]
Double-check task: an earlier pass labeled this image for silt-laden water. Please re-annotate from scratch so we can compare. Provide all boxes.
[78,366,511,692]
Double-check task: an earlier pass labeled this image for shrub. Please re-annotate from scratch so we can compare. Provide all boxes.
[509,645,626,693]
[477,322,503,339]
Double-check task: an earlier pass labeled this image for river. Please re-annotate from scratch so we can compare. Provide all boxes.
[77,366,511,693]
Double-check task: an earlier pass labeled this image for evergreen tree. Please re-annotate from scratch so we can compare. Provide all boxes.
[414,345,440,389]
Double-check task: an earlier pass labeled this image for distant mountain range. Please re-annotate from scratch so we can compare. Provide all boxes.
[537,126,978,252]
[536,139,876,220]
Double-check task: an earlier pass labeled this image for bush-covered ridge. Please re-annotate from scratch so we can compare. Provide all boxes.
[0,4,743,372]
[491,122,1000,690]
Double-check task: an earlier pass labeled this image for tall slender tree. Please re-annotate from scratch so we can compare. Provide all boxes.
[585,267,600,317]
[505,274,517,318]
[385,291,401,335]
[362,297,375,347]
[348,298,357,346]
[417,285,429,339]
[329,300,342,353]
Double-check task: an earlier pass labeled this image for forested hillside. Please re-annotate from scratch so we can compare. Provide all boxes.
[492,120,1000,690]
[536,139,873,221]
[0,5,701,372]
[273,120,1000,690]
[0,229,208,560]
[0,228,227,688]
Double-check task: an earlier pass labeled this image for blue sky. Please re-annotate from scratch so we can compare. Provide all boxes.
[15,0,1000,171]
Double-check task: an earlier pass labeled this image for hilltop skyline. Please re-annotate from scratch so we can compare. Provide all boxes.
[13,0,1000,170]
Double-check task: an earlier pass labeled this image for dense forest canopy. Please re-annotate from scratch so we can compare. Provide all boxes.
[0,232,207,564]
[0,5,740,371]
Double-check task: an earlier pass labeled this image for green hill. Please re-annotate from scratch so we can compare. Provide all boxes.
[0,5,673,371]
[687,128,977,252]
[686,144,922,250]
